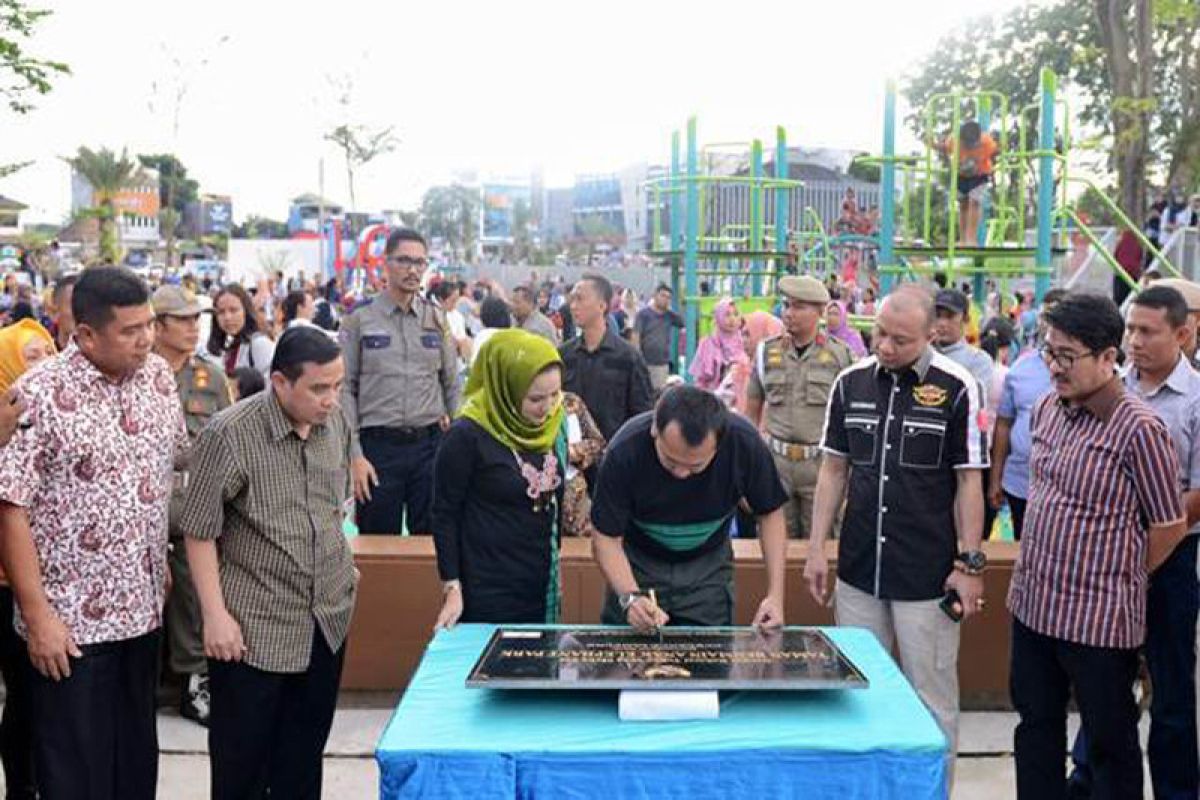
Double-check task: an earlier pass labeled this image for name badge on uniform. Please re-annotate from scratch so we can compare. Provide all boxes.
[363,335,392,350]
[420,332,442,349]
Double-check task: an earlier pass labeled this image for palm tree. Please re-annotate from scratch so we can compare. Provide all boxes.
[63,147,141,264]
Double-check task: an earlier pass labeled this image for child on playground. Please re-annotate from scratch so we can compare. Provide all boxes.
[933,120,1000,245]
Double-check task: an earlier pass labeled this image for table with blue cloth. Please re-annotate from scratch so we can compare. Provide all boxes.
[376,624,947,799]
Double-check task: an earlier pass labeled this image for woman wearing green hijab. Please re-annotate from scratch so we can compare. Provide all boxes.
[432,329,568,628]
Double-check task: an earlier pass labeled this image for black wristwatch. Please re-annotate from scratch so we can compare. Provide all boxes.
[955,550,987,575]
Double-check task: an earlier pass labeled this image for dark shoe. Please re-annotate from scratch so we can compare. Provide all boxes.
[179,672,210,727]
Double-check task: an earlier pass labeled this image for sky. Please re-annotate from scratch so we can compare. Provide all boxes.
[4,0,1035,225]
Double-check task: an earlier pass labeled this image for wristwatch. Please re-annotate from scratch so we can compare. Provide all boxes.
[442,579,462,595]
[955,550,987,576]
[618,591,644,611]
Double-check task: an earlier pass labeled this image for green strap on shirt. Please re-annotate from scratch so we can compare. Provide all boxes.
[632,513,733,552]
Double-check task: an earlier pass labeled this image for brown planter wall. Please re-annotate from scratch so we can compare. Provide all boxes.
[344,536,1019,710]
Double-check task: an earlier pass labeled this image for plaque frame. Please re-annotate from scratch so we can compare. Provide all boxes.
[464,626,870,691]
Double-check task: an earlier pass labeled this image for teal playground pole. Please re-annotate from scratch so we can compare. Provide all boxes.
[1035,69,1056,303]
[670,130,682,367]
[685,117,700,376]
[750,139,764,296]
[775,127,788,287]
[972,97,990,309]
[880,81,898,295]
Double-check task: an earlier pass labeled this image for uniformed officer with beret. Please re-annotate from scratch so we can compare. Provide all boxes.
[744,275,854,539]
[151,284,233,725]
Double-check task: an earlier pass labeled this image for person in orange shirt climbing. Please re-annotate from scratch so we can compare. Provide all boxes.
[933,120,1000,246]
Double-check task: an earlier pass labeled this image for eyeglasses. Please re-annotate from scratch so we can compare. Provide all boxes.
[1037,344,1098,371]
[386,256,428,270]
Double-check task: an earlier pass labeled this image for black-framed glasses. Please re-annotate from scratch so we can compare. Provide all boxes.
[1037,344,1098,371]
[386,255,428,270]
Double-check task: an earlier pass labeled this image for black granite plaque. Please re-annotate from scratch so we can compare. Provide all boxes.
[465,627,869,690]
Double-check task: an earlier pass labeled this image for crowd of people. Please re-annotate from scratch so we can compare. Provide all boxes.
[0,222,1193,799]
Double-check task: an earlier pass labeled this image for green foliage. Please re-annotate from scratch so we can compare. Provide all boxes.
[232,215,289,239]
[0,159,30,180]
[847,157,880,184]
[0,0,69,114]
[419,184,479,257]
[63,146,142,264]
[138,153,199,214]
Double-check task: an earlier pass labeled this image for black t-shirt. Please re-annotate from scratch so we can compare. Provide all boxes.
[591,411,787,561]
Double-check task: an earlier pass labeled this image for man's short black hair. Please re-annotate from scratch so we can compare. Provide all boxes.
[52,274,78,305]
[1042,288,1068,307]
[655,283,673,295]
[580,273,614,306]
[281,290,308,325]
[480,296,512,329]
[654,385,729,448]
[511,284,535,302]
[1042,292,1124,354]
[1131,285,1190,328]
[72,267,150,330]
[385,227,427,255]
[430,282,456,303]
[271,325,342,382]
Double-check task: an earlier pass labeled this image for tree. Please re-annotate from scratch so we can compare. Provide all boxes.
[324,124,399,212]
[419,185,479,257]
[1,0,69,114]
[137,153,198,215]
[63,147,142,264]
[903,1,1200,224]
[232,215,288,239]
[158,207,181,267]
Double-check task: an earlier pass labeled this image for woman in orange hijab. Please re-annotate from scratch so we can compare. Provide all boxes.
[0,318,55,392]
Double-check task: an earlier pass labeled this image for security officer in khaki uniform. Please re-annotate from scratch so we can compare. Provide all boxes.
[341,228,460,535]
[151,284,232,725]
[744,276,853,539]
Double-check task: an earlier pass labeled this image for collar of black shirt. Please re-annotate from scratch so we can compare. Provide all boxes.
[873,346,934,383]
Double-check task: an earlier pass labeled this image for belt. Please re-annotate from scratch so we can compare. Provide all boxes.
[766,435,821,461]
[362,423,441,444]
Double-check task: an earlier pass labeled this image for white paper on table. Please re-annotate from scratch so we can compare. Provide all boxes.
[618,690,720,722]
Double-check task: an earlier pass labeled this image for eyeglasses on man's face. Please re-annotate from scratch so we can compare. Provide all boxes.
[386,255,429,270]
[1037,344,1099,371]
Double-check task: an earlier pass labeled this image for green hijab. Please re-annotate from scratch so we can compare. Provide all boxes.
[460,328,565,453]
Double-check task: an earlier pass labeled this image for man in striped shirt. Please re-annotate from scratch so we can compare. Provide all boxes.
[1008,292,1186,800]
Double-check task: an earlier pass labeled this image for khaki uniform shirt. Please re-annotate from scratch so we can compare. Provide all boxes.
[169,354,232,535]
[339,292,459,458]
[748,333,853,444]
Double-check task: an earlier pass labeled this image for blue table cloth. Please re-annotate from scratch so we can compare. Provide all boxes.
[376,625,947,799]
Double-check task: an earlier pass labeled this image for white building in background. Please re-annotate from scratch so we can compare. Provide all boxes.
[70,167,161,251]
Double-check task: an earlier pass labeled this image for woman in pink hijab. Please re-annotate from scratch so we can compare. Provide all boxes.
[729,310,785,417]
[824,300,867,358]
[689,298,744,391]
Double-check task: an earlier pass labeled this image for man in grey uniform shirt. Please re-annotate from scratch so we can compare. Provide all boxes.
[340,228,459,535]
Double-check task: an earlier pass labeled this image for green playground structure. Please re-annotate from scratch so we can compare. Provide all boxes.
[865,67,1180,312]
[649,67,1179,375]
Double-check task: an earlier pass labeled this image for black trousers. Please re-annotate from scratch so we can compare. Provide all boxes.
[208,630,345,800]
[356,426,441,535]
[0,588,35,799]
[1010,618,1142,800]
[1005,492,1028,541]
[31,628,161,800]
